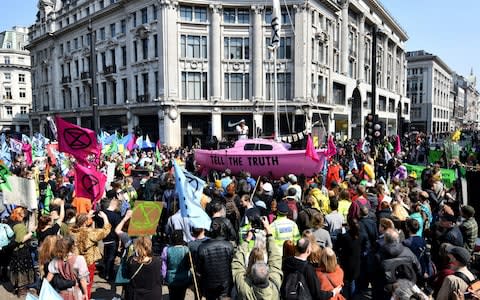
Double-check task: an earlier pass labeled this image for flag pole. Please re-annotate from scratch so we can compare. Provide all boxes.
[188,244,201,300]
[273,48,279,141]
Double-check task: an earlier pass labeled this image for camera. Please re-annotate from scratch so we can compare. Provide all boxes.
[250,215,265,230]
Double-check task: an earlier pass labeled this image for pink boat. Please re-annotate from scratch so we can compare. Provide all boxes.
[195,138,326,178]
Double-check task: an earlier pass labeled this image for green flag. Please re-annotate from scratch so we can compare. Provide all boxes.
[0,164,12,192]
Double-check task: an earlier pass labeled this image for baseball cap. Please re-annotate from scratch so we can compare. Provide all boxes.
[445,244,471,266]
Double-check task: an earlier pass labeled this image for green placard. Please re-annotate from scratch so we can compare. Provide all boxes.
[128,201,163,236]
[404,163,457,188]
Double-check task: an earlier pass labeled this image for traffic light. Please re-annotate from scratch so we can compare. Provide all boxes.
[373,119,385,143]
[365,114,374,142]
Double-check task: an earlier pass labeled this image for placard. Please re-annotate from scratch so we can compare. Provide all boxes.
[127,201,163,236]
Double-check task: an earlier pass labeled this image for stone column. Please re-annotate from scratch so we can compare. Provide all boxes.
[357,14,365,82]
[76,116,81,126]
[252,5,263,101]
[51,46,61,109]
[339,0,349,75]
[158,1,178,100]
[211,110,222,140]
[294,4,308,101]
[210,4,222,101]
[392,45,397,92]
[383,36,388,88]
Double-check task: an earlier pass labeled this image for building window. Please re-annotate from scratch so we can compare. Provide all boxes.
[102,82,107,105]
[4,87,12,99]
[388,98,395,113]
[266,73,292,100]
[154,34,158,58]
[133,41,138,61]
[4,56,10,64]
[100,0,105,9]
[153,5,158,20]
[224,37,249,60]
[379,96,387,111]
[74,38,78,49]
[122,78,128,102]
[141,7,148,24]
[332,82,345,105]
[18,73,26,83]
[224,73,249,100]
[122,46,127,66]
[142,38,148,60]
[154,71,159,98]
[179,6,207,22]
[266,37,292,59]
[181,72,207,100]
[19,88,26,98]
[20,106,27,114]
[110,23,116,37]
[237,9,250,24]
[120,19,126,34]
[99,27,106,40]
[264,8,291,25]
[180,35,207,59]
[6,106,12,115]
[112,81,117,104]
[132,12,137,27]
[223,8,249,24]
[4,73,11,80]
[180,6,192,21]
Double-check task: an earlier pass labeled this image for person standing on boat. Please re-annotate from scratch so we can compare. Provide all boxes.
[236,120,249,140]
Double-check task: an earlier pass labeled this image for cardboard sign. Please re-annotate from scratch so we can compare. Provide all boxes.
[3,176,37,210]
[128,201,163,236]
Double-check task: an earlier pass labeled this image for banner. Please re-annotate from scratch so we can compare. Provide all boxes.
[127,201,163,236]
[2,176,37,210]
[105,162,116,191]
[56,116,100,165]
[74,164,107,205]
[404,163,457,188]
[428,150,443,164]
[173,161,211,229]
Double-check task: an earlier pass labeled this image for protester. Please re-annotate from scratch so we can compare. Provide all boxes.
[46,236,89,300]
[7,207,36,296]
[125,236,163,300]
[232,217,283,299]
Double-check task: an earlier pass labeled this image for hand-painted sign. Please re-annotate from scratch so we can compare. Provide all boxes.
[128,201,163,236]
[3,176,37,210]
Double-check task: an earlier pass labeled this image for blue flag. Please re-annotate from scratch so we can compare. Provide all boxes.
[173,160,211,229]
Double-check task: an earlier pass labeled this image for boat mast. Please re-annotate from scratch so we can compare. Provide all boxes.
[270,0,281,141]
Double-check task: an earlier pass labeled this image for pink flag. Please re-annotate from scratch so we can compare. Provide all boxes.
[305,135,320,162]
[394,135,401,154]
[126,134,136,151]
[74,163,107,205]
[22,143,32,166]
[56,116,101,165]
[325,135,337,157]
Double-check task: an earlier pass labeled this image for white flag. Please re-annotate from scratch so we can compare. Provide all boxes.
[270,0,281,49]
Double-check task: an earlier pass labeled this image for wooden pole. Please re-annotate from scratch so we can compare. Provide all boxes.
[188,251,201,300]
[250,176,261,200]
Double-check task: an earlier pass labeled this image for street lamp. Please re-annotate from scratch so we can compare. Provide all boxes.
[88,19,99,133]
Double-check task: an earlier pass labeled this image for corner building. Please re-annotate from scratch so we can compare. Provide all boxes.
[0,26,31,133]
[28,0,410,146]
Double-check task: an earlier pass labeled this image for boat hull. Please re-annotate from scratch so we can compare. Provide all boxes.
[195,148,326,178]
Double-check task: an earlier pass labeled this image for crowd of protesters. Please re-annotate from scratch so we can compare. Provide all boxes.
[0,130,479,300]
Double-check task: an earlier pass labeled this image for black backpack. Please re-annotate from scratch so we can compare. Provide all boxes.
[282,263,312,300]
[381,256,417,284]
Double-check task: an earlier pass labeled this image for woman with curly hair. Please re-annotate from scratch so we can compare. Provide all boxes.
[70,211,111,298]
[47,236,89,300]
[7,207,36,296]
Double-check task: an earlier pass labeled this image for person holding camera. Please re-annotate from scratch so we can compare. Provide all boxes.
[232,217,283,299]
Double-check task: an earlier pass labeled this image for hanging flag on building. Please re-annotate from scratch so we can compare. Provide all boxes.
[269,0,281,49]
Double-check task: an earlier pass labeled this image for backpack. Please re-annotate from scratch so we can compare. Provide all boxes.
[0,223,14,250]
[381,256,417,284]
[454,271,480,299]
[282,263,312,300]
[418,245,437,279]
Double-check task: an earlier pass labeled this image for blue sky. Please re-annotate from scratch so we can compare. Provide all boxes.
[0,0,478,86]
